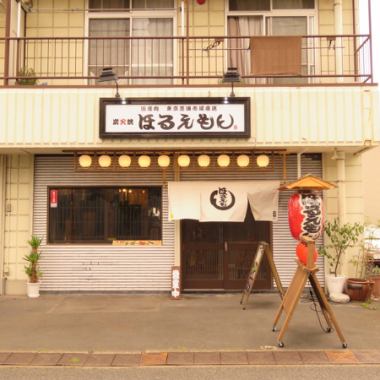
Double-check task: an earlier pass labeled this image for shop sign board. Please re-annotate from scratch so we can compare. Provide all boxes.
[99,97,250,138]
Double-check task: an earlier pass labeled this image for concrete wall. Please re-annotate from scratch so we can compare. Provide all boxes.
[362,146,380,224]
[3,154,34,295]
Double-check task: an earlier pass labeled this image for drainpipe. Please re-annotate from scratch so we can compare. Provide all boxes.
[16,0,22,37]
[4,0,12,85]
[336,151,346,222]
[0,156,6,295]
[297,152,302,179]
[334,0,344,82]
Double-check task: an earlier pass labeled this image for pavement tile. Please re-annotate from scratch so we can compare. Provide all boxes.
[84,354,115,367]
[326,350,358,364]
[247,351,276,365]
[273,351,303,365]
[0,353,11,365]
[220,352,248,365]
[299,351,330,364]
[57,353,89,366]
[353,350,380,364]
[112,354,141,367]
[167,352,194,365]
[141,352,168,366]
[194,352,221,365]
[5,352,36,366]
[31,353,63,366]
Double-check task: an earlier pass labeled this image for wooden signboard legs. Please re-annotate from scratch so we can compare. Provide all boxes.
[272,240,347,348]
[240,241,285,310]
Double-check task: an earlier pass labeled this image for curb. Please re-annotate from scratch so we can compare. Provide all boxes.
[0,350,380,367]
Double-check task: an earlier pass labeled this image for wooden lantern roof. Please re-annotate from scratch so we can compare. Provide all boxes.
[280,174,336,191]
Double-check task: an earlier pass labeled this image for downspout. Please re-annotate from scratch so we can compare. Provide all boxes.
[336,151,346,222]
[0,156,6,295]
[334,0,343,82]
[352,0,357,80]
[16,0,22,37]
[367,0,374,83]
[3,0,12,85]
[297,153,302,179]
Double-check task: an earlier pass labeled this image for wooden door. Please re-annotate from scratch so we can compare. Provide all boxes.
[181,212,272,290]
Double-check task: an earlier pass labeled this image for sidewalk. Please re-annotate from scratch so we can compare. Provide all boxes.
[0,293,379,367]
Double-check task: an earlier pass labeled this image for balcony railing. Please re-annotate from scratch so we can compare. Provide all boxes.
[0,35,373,87]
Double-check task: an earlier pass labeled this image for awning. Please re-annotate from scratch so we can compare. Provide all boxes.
[168,181,280,222]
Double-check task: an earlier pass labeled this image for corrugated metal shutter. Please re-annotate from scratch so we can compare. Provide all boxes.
[33,156,175,291]
[180,154,324,287]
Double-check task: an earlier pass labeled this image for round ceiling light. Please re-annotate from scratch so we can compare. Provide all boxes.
[217,154,230,168]
[98,154,112,168]
[197,154,210,168]
[256,154,270,168]
[78,154,92,168]
[158,154,171,168]
[118,155,131,168]
[177,154,191,168]
[138,155,151,168]
[237,154,250,168]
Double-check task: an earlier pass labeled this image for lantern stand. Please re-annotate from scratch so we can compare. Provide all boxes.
[272,174,347,349]
[240,241,285,309]
[272,237,347,348]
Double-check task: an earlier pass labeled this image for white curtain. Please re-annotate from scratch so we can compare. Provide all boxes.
[131,18,173,84]
[168,181,280,223]
[228,16,263,84]
[88,19,130,80]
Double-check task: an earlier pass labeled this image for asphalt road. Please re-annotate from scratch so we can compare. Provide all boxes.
[0,366,379,380]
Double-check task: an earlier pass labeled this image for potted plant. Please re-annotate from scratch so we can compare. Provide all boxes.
[319,219,364,297]
[346,247,374,302]
[23,235,43,298]
[16,67,38,86]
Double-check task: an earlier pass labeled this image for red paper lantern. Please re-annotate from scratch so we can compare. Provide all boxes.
[196,0,206,4]
[296,242,318,265]
[288,192,323,241]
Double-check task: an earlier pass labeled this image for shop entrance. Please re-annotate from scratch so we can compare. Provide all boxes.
[181,212,272,290]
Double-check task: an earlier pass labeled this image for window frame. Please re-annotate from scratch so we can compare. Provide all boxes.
[84,0,177,84]
[225,0,319,82]
[225,0,318,36]
[47,185,163,245]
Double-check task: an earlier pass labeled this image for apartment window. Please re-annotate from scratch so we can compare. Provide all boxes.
[227,0,315,83]
[88,1,174,83]
[89,0,174,10]
[228,0,314,10]
[49,187,162,243]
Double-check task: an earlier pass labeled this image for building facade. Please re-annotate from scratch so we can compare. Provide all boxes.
[0,0,379,295]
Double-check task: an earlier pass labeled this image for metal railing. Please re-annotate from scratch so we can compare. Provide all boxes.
[0,34,373,86]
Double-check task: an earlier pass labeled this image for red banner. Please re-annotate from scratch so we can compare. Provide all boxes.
[50,189,58,208]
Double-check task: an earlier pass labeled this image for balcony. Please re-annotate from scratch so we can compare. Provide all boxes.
[0,34,373,87]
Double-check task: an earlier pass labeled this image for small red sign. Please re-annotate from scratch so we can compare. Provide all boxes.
[50,189,58,208]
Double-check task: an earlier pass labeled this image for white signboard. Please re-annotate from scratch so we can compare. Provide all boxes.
[100,97,250,138]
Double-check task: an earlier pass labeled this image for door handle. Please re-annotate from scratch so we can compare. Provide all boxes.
[224,241,228,252]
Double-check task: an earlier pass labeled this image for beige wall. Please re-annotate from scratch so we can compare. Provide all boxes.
[15,0,360,85]
[323,152,365,277]
[362,146,380,225]
[3,154,34,295]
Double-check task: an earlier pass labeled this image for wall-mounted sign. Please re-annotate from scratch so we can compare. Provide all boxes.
[99,97,250,138]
